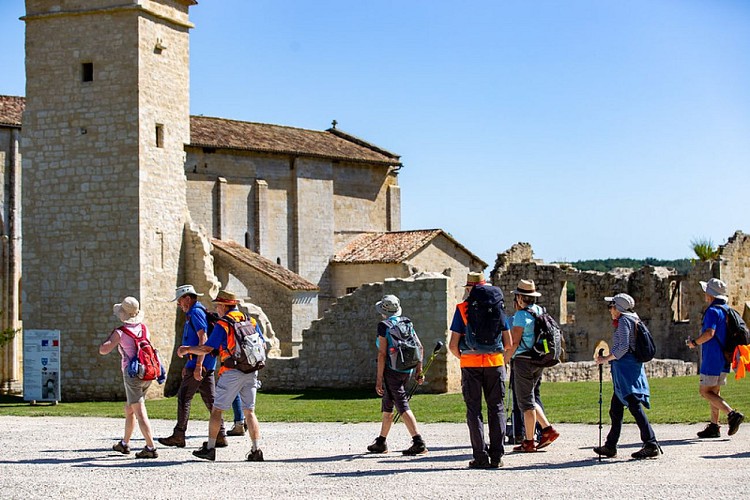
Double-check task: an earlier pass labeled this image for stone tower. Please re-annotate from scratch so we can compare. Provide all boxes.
[21,0,195,400]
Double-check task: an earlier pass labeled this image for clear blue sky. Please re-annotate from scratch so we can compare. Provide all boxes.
[2,1,749,267]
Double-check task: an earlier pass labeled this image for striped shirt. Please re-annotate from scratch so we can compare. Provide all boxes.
[611,312,638,359]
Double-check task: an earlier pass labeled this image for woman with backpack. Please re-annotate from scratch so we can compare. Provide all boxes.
[594,293,660,459]
[98,296,158,459]
[505,280,559,453]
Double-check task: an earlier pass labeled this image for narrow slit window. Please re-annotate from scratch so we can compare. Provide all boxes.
[81,62,93,82]
[155,124,164,148]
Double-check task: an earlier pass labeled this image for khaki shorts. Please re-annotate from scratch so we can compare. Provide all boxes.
[214,369,259,411]
[123,372,151,404]
[700,373,728,387]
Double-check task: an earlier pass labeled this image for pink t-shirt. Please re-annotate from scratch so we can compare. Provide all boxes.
[116,323,147,372]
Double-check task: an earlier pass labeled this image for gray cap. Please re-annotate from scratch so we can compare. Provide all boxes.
[604,293,635,313]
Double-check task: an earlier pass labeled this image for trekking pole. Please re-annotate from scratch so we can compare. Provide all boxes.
[394,341,444,424]
[598,347,604,463]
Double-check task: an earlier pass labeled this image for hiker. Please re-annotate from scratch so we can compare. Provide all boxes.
[687,278,744,438]
[159,285,228,448]
[98,296,158,458]
[449,272,511,469]
[594,293,660,459]
[367,295,427,456]
[505,280,559,452]
[177,290,265,461]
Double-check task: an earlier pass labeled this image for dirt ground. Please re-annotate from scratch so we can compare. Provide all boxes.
[0,416,748,499]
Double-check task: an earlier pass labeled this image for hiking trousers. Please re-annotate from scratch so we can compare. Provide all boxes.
[461,365,506,462]
[605,393,656,448]
[174,368,224,434]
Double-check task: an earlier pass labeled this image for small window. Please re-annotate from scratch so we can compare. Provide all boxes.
[346,287,358,295]
[81,62,93,82]
[155,124,164,148]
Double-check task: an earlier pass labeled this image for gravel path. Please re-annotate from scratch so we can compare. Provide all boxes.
[0,416,748,499]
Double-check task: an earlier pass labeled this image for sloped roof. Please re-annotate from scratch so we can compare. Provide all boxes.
[333,230,488,267]
[211,239,319,292]
[0,95,24,128]
[0,95,401,166]
[191,116,401,166]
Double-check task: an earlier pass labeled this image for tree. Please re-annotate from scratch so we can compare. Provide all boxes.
[690,237,720,262]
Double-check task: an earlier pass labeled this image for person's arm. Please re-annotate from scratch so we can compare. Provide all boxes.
[448,331,461,359]
[688,328,715,349]
[376,339,387,396]
[507,326,524,359]
[99,329,120,355]
[193,328,207,380]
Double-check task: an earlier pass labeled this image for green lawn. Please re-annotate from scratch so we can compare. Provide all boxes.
[1,375,748,424]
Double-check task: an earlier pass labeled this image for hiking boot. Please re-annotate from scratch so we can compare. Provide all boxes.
[215,433,228,448]
[697,422,721,439]
[135,446,158,459]
[402,439,427,456]
[593,445,617,458]
[513,439,536,452]
[193,443,216,461]
[489,457,504,468]
[537,426,560,449]
[227,422,246,436]
[112,441,130,454]
[367,436,388,454]
[468,459,493,469]
[246,449,264,462]
[157,433,185,448]
[728,410,745,436]
[631,443,660,460]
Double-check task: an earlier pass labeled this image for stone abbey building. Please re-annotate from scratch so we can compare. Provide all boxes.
[0,1,485,399]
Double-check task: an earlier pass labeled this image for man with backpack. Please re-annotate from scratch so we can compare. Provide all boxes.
[178,290,266,462]
[449,272,511,469]
[367,295,427,456]
[159,285,228,449]
[505,280,560,453]
[687,278,745,438]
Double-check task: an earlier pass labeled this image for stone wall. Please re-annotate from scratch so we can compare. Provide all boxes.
[543,359,697,383]
[260,275,457,393]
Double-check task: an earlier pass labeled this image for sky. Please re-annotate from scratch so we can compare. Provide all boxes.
[1,1,749,267]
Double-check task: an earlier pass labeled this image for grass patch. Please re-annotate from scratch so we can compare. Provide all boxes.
[1,376,748,424]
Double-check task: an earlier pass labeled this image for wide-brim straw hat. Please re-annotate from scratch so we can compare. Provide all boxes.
[171,284,203,302]
[511,279,541,297]
[212,290,240,305]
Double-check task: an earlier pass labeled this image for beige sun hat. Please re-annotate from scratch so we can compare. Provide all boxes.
[511,279,542,297]
[113,296,144,324]
[465,272,486,286]
[171,284,203,302]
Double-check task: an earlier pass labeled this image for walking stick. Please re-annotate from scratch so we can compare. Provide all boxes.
[393,341,444,424]
[593,340,610,463]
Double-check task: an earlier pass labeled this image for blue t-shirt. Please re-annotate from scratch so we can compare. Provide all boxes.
[183,302,216,370]
[512,304,542,358]
[701,300,730,376]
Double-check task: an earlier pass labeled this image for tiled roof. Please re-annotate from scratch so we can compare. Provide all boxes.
[0,95,24,128]
[333,230,488,267]
[211,239,319,292]
[191,116,401,166]
[0,96,401,166]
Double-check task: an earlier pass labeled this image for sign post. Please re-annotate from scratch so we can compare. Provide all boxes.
[23,330,61,404]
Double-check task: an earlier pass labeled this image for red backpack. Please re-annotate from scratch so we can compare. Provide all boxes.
[120,325,161,381]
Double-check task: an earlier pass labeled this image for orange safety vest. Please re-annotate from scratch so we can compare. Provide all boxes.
[456,301,506,368]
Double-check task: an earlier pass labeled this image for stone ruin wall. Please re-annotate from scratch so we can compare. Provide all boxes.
[491,231,750,372]
[259,274,459,393]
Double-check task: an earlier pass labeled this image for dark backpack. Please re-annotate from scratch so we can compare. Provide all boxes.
[518,306,562,367]
[383,317,422,371]
[121,325,163,381]
[630,317,656,363]
[220,315,267,373]
[464,284,506,353]
[717,305,750,364]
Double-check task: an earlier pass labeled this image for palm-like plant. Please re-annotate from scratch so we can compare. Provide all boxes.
[691,237,720,262]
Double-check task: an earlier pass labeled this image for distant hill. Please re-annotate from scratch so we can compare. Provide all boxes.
[566,258,692,275]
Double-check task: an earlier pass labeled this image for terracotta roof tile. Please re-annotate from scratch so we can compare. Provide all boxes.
[333,230,487,267]
[212,239,319,292]
[191,116,401,165]
[0,95,24,128]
